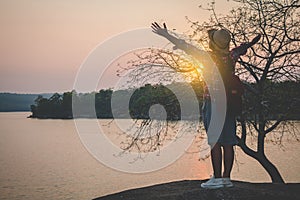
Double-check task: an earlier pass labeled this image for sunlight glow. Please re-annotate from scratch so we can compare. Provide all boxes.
[185,60,204,82]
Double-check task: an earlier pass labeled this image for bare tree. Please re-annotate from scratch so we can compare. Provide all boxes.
[184,0,300,183]
[116,0,300,183]
[205,0,299,183]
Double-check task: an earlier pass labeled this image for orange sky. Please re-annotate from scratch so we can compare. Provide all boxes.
[0,0,237,93]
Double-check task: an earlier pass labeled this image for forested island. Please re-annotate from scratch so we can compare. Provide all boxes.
[29,82,201,119]
[29,81,300,120]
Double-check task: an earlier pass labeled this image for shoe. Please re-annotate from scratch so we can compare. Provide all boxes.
[222,178,234,188]
[201,177,224,189]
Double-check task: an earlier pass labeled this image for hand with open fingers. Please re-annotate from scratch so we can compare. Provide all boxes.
[151,22,169,37]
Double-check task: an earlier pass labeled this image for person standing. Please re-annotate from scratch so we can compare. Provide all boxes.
[151,22,260,189]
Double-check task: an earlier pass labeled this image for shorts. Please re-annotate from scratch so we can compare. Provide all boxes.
[202,99,238,146]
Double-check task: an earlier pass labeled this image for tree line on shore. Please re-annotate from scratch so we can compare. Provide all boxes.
[29,80,300,120]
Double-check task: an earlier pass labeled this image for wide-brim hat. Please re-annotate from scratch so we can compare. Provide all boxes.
[208,28,231,53]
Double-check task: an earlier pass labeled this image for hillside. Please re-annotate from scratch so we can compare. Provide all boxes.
[0,93,52,112]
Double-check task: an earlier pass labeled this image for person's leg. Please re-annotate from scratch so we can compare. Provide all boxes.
[201,142,224,189]
[222,144,234,178]
[210,143,222,178]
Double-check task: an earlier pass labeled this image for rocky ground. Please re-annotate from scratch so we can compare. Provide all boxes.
[93,180,300,200]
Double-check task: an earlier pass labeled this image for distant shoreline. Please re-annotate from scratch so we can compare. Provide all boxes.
[0,93,53,112]
[0,110,31,112]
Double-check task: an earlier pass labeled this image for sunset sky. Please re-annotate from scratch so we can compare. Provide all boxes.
[0,0,237,93]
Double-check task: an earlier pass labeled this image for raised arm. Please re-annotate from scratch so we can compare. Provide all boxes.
[151,22,205,59]
[231,34,261,60]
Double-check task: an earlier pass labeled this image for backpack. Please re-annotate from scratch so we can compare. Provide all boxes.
[210,51,244,116]
[227,74,244,116]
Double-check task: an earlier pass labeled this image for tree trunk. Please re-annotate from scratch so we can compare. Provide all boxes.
[238,141,285,183]
[238,121,285,184]
[255,153,285,183]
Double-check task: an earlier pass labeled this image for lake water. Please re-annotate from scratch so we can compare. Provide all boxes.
[0,112,299,200]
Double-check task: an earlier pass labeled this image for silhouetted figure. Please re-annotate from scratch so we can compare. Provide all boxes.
[151,22,260,189]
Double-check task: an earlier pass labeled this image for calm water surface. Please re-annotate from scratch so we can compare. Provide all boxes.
[0,112,299,200]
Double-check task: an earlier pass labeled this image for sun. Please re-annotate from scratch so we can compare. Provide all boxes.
[187,61,204,81]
